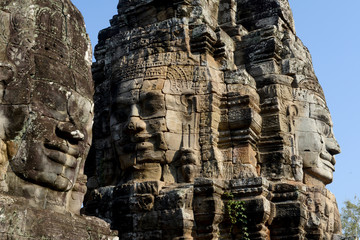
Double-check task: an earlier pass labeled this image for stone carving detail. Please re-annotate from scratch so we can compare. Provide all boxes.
[86,0,342,239]
[0,0,116,239]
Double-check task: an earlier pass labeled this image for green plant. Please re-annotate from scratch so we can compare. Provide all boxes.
[224,192,249,240]
[341,196,360,238]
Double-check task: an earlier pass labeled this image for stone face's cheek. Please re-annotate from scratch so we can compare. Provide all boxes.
[297,131,322,154]
[301,151,321,169]
[110,122,126,143]
[146,118,167,133]
[166,110,185,133]
[164,132,182,151]
[68,92,93,125]
[110,105,130,127]
[67,92,93,147]
[31,81,68,122]
[295,117,318,133]
[165,94,187,113]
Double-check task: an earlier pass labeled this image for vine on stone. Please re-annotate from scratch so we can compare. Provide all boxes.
[224,192,249,240]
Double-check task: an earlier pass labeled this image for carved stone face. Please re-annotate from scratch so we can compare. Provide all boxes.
[294,91,340,184]
[9,83,93,191]
[110,65,200,182]
[1,0,93,192]
[110,86,167,181]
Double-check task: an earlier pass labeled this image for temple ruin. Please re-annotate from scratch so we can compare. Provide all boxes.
[0,0,344,239]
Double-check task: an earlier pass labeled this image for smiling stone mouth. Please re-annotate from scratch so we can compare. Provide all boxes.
[322,160,335,171]
[131,133,152,142]
[45,148,78,169]
[44,141,80,157]
[320,154,335,171]
[320,151,336,165]
[44,142,81,169]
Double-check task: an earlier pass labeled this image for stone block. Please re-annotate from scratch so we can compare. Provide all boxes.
[233,144,257,166]
[164,132,182,150]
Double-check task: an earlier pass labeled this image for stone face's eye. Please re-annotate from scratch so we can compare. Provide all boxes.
[140,92,165,119]
[111,104,130,123]
[32,81,68,121]
[317,120,331,138]
[116,108,129,123]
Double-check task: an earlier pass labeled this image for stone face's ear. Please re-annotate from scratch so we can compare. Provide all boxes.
[287,104,298,133]
[287,104,303,182]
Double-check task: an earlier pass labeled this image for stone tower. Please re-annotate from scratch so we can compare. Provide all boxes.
[86,0,342,239]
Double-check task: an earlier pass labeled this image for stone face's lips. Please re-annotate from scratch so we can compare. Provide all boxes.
[121,141,155,153]
[45,148,78,169]
[119,133,157,151]
[44,141,80,158]
[44,142,80,169]
[320,152,335,171]
[320,151,335,163]
[322,160,335,172]
[131,133,153,142]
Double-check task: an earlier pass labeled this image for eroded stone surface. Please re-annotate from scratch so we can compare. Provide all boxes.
[0,0,116,238]
[86,0,341,239]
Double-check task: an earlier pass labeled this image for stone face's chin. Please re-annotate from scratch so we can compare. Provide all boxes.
[304,155,334,185]
[53,175,73,191]
[136,146,165,162]
[45,148,78,169]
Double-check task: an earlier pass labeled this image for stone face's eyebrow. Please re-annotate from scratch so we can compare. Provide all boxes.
[309,103,332,125]
[114,89,139,105]
[114,78,143,94]
[139,90,164,101]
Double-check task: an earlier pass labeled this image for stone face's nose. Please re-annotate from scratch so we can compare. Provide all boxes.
[126,116,146,133]
[326,137,341,156]
[124,104,146,133]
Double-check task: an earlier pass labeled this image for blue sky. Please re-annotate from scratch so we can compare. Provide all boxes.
[72,0,360,210]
